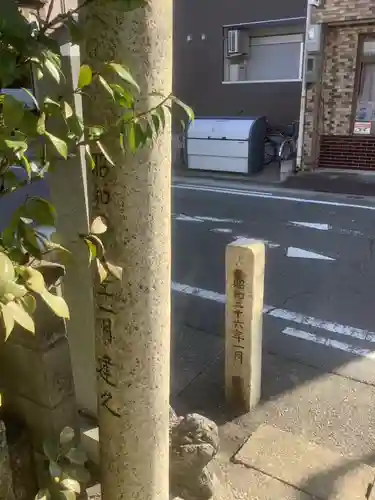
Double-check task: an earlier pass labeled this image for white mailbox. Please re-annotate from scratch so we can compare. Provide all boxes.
[186,117,266,174]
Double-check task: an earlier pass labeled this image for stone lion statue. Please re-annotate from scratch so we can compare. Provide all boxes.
[169,407,220,500]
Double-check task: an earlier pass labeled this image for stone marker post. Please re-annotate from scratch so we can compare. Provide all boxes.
[225,239,265,412]
[81,1,172,499]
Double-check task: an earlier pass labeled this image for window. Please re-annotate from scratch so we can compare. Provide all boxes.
[354,37,375,132]
[224,32,304,83]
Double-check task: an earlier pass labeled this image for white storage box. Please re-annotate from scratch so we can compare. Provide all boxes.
[186,117,266,174]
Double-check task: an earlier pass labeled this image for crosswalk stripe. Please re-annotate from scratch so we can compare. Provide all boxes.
[282,327,375,359]
[172,281,375,345]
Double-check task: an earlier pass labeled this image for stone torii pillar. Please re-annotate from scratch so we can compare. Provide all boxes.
[80,0,172,498]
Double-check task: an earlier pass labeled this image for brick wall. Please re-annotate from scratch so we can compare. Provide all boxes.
[313,0,375,24]
[319,135,375,169]
[303,23,375,169]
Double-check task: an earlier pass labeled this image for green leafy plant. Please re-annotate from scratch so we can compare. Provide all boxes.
[0,0,193,338]
[36,426,90,500]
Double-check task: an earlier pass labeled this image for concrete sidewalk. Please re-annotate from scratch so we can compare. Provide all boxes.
[174,167,375,198]
[171,323,375,500]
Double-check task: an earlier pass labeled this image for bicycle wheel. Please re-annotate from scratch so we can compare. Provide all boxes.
[279,138,295,161]
[264,138,277,165]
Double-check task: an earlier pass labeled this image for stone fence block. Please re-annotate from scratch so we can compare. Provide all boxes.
[3,394,78,452]
[0,339,74,408]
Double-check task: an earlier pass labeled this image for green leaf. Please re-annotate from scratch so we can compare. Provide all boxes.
[88,126,104,140]
[45,132,68,159]
[40,239,72,260]
[111,84,134,108]
[61,478,80,494]
[96,259,108,283]
[49,460,62,480]
[19,224,42,259]
[97,141,115,166]
[20,295,36,315]
[84,238,96,263]
[4,139,27,154]
[3,94,24,129]
[134,122,146,148]
[36,67,44,80]
[60,426,75,446]
[145,119,154,141]
[67,115,84,138]
[108,62,140,92]
[43,438,59,462]
[85,235,105,258]
[4,281,27,299]
[21,267,46,293]
[151,111,161,134]
[158,106,166,129]
[39,289,70,319]
[25,197,56,226]
[1,226,16,249]
[44,58,61,83]
[20,155,32,179]
[19,111,38,137]
[0,252,15,281]
[8,249,28,265]
[65,447,87,465]
[37,113,46,135]
[172,96,194,122]
[22,88,39,110]
[63,101,73,119]
[78,64,92,89]
[84,145,95,170]
[64,463,90,484]
[35,488,51,500]
[91,216,107,235]
[127,122,136,152]
[98,75,115,100]
[4,301,35,333]
[105,261,123,280]
[0,303,15,340]
[1,169,19,191]
[44,97,60,109]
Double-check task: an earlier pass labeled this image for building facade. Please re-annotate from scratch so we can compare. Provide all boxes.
[173,0,307,128]
[303,1,375,170]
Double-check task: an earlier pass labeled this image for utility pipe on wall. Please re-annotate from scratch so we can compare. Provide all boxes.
[296,0,314,170]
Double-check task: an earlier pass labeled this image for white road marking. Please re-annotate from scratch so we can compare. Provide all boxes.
[172,282,226,303]
[290,221,330,231]
[268,307,367,340]
[174,214,203,223]
[173,183,375,211]
[233,236,281,249]
[290,220,364,237]
[210,228,233,234]
[198,216,241,224]
[171,281,374,343]
[286,246,335,261]
[173,213,241,224]
[282,327,375,359]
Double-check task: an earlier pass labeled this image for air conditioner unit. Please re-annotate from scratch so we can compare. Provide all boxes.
[227,29,247,56]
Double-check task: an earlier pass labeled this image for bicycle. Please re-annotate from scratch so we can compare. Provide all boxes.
[264,120,299,165]
[278,121,299,162]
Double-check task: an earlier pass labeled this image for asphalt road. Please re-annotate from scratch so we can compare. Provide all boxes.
[3,174,375,389]
[172,178,375,387]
